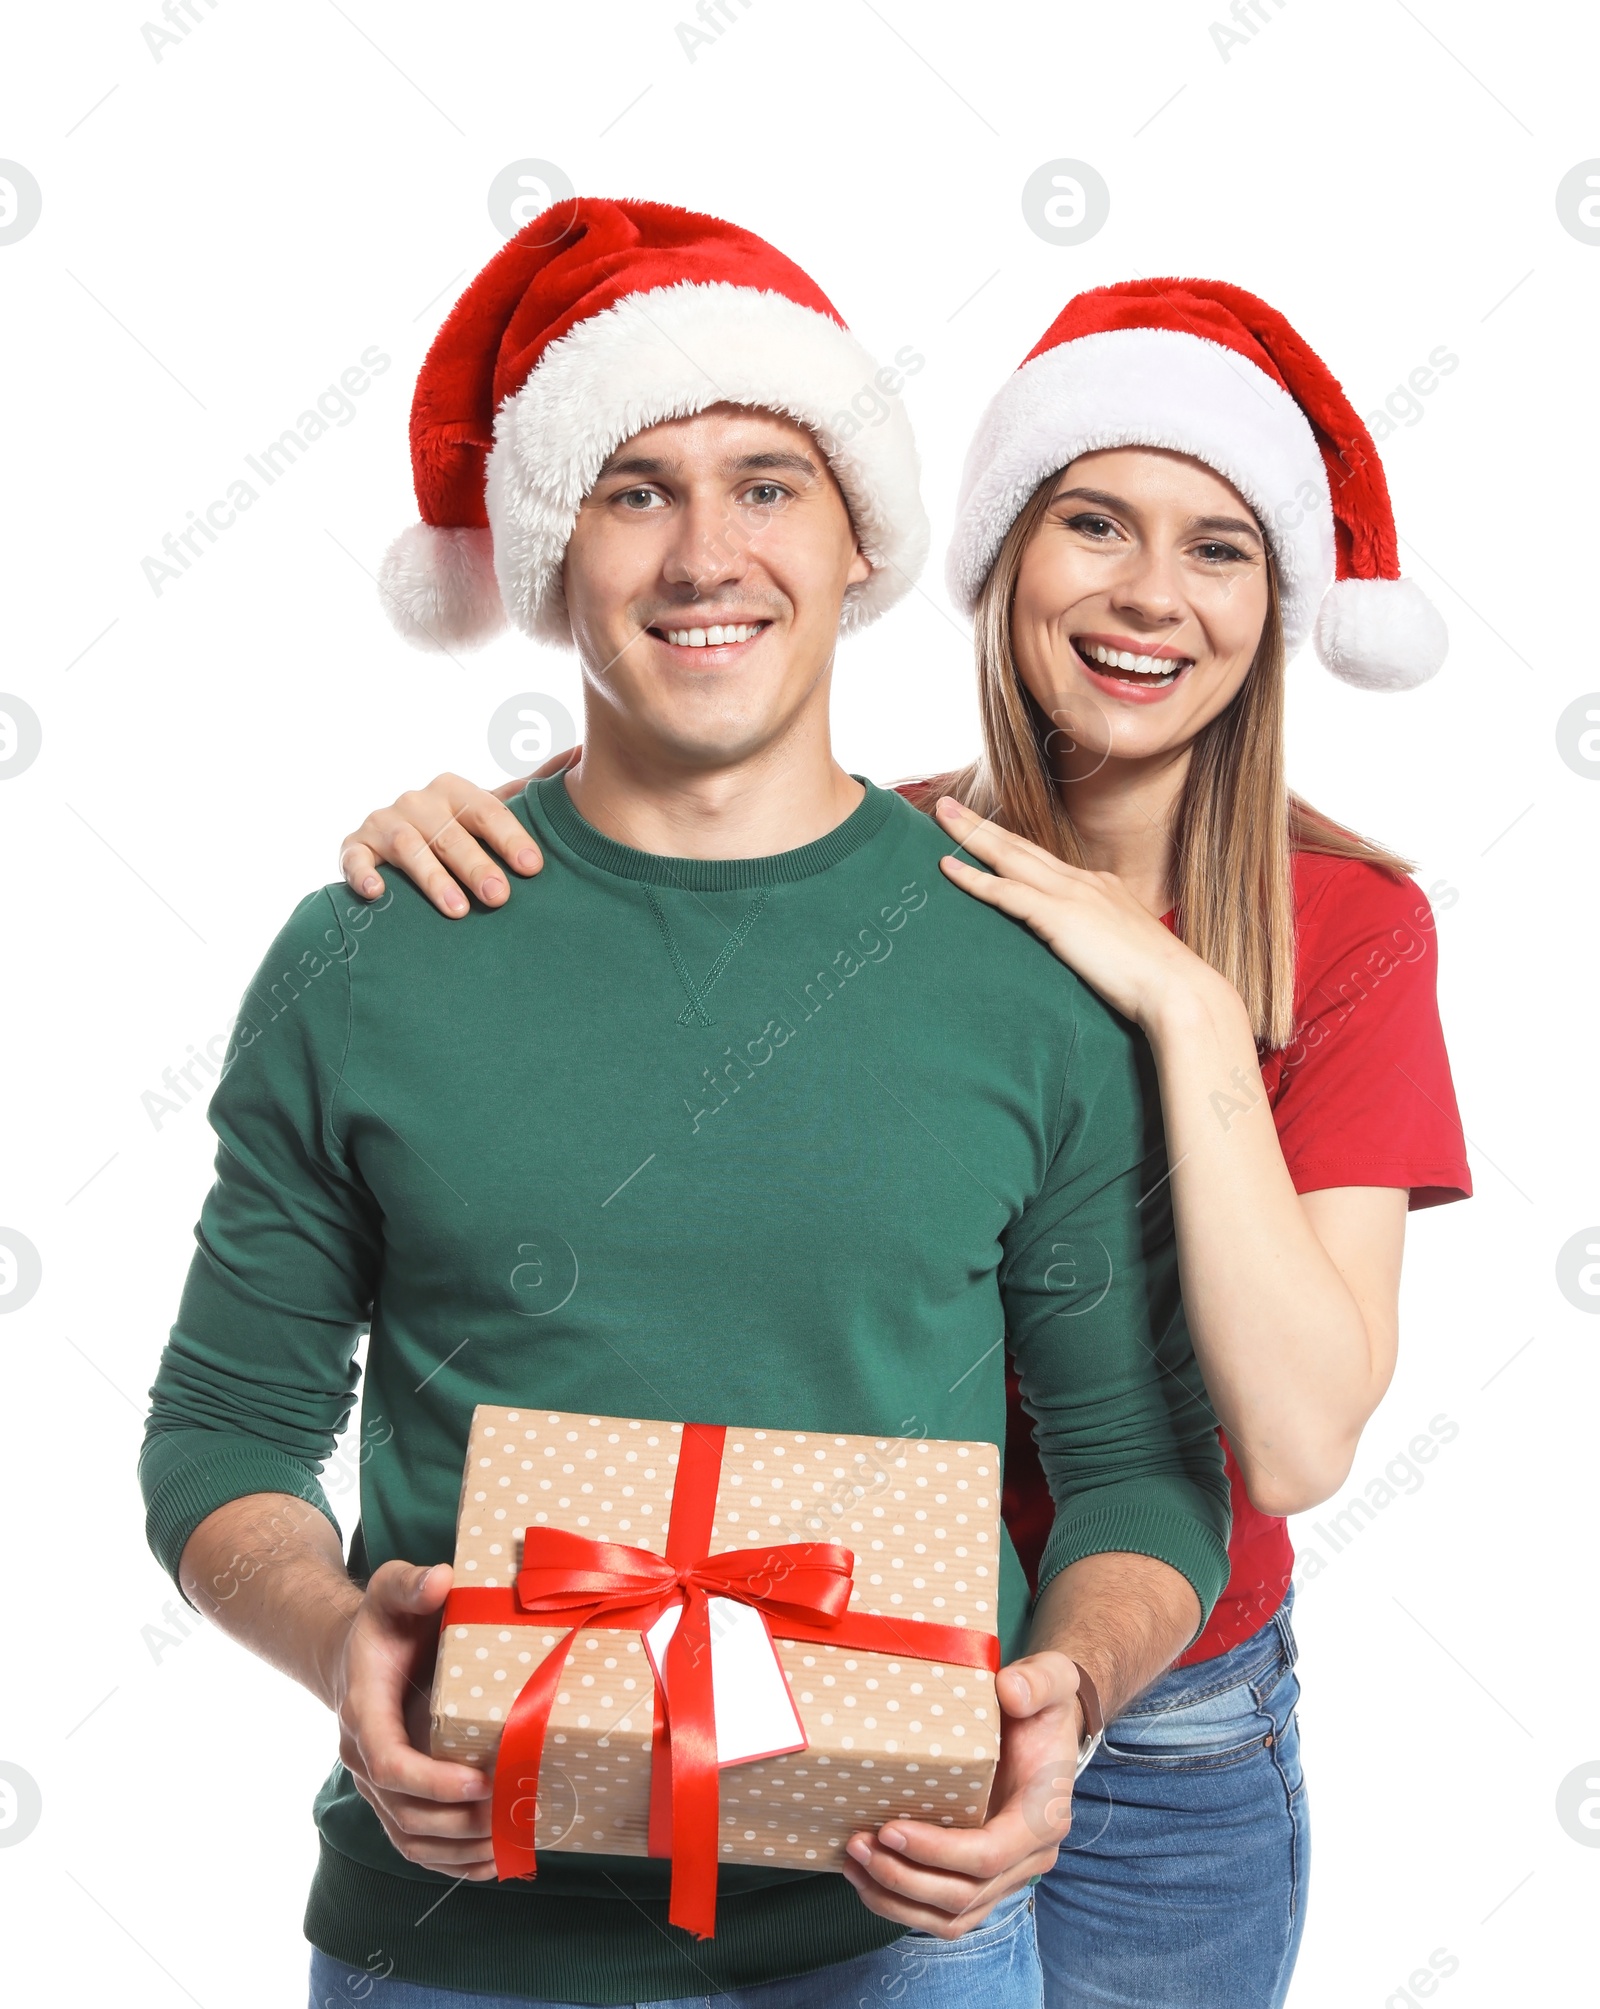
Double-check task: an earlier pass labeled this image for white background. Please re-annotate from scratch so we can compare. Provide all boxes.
[1,2,1596,2004]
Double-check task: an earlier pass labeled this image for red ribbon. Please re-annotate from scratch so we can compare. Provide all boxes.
[442,1422,1000,1939]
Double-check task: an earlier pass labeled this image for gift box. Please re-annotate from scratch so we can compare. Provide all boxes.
[429,1406,1003,1936]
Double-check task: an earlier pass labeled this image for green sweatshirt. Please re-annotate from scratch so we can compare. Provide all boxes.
[140,775,1228,2004]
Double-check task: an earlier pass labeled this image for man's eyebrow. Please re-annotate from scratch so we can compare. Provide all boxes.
[594,449,820,483]
[1051,485,1262,540]
[728,451,819,477]
[597,453,676,480]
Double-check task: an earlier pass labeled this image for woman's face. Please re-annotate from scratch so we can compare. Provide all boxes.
[1010,446,1271,775]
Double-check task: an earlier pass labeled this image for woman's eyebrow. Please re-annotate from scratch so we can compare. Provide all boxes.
[1188,513,1262,539]
[1053,486,1262,541]
[1050,485,1129,512]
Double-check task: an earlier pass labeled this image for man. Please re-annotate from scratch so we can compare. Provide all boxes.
[141,200,1229,2007]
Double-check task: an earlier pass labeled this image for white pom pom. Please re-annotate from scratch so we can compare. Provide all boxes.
[377,523,506,652]
[1313,576,1447,692]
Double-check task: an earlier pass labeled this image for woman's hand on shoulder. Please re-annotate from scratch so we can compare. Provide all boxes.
[932,794,1216,1031]
[339,747,579,917]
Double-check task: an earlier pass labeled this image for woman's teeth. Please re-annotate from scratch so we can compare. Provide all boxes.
[1078,640,1188,682]
[662,623,763,648]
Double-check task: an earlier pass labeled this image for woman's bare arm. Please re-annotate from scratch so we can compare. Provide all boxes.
[934,795,1404,1518]
[1140,974,1405,1514]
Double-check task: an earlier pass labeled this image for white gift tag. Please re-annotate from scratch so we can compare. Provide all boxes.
[643,1597,808,1767]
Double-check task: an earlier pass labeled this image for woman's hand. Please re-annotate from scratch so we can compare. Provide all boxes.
[933,795,1214,1031]
[339,747,579,918]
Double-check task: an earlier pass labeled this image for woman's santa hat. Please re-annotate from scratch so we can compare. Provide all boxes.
[380,197,928,651]
[946,278,1447,692]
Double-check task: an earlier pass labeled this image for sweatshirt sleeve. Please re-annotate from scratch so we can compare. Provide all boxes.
[1001,1002,1231,1631]
[139,887,383,1592]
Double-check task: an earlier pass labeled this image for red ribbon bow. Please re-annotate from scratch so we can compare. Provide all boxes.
[442,1422,999,1938]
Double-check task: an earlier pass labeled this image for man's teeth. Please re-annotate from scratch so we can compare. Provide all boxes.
[662,622,763,648]
[1081,641,1187,679]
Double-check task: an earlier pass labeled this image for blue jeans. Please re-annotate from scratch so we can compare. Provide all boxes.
[1036,1591,1308,2008]
[308,1882,1041,2008]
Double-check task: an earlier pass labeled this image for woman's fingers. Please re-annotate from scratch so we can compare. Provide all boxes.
[939,853,1051,926]
[934,796,1078,893]
[384,819,474,918]
[450,789,546,877]
[339,773,546,914]
[339,840,384,900]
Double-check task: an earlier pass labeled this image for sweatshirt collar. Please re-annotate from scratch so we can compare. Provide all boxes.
[529,774,895,890]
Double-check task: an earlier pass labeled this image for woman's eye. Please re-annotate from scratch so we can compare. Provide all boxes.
[1066,512,1119,540]
[1193,540,1249,564]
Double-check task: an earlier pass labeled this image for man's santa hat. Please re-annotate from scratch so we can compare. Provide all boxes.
[946,278,1447,692]
[379,197,928,650]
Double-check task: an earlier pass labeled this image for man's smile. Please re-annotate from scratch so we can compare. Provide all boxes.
[645,616,775,659]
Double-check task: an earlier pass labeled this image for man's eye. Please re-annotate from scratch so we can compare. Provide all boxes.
[618,488,665,510]
[743,482,786,508]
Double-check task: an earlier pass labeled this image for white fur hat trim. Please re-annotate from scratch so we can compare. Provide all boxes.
[382,281,928,651]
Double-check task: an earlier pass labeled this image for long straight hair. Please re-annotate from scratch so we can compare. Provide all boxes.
[913,473,1413,1049]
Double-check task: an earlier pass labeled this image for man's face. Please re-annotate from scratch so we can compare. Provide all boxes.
[562,405,871,769]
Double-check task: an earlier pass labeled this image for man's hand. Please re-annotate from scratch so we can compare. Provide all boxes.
[331,1560,496,1878]
[180,1496,495,1880]
[840,1552,1202,1936]
[839,1650,1081,1938]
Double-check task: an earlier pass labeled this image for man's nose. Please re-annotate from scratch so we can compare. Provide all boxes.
[660,489,754,597]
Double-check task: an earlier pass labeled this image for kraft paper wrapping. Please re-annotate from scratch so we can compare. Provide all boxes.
[429,1406,1003,1873]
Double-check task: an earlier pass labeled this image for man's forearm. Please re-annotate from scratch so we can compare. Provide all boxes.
[179,1491,360,1709]
[1025,1550,1201,1724]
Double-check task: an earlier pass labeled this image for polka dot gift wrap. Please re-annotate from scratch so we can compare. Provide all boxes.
[429,1406,1002,1873]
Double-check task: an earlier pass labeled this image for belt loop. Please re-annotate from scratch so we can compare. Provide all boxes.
[1272,1589,1297,1669]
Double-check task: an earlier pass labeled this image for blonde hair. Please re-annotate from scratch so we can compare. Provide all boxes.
[909,473,1413,1049]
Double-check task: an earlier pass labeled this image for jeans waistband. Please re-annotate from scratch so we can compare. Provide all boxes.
[1120,1588,1296,1717]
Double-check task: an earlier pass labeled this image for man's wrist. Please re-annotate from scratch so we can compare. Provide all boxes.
[1069,1659,1106,1775]
[303,1573,365,1712]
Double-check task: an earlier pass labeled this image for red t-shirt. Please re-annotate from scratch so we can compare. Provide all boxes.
[999,849,1472,1662]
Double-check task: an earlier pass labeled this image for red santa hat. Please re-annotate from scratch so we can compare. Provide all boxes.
[380,197,928,651]
[945,278,1447,693]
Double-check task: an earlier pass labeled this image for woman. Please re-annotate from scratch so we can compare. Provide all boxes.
[336,280,1470,2007]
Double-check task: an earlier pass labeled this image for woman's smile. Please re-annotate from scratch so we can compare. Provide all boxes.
[1069,629,1196,704]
